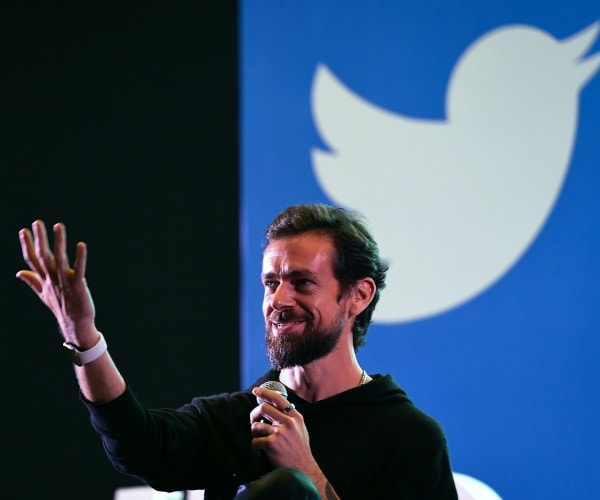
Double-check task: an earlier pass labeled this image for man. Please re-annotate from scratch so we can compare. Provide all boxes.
[17,203,458,499]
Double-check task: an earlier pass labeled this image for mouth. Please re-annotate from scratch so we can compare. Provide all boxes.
[271,319,306,334]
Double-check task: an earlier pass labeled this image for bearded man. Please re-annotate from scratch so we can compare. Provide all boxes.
[17,203,458,499]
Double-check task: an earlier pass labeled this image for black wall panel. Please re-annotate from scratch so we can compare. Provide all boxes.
[1,4,239,498]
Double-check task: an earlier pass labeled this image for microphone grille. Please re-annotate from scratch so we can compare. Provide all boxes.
[257,380,288,404]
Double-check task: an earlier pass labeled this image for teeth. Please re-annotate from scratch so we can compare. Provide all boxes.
[275,321,302,327]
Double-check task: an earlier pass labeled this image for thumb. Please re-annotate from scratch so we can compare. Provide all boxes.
[16,270,43,295]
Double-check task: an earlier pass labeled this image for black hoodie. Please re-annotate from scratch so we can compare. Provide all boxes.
[86,371,457,499]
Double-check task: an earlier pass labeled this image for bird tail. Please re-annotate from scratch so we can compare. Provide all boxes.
[562,21,600,88]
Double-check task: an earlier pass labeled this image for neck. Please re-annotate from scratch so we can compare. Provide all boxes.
[278,337,369,402]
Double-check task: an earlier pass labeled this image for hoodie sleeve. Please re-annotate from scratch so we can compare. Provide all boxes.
[82,385,260,494]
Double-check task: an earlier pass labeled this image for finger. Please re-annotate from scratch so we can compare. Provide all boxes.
[33,220,55,278]
[251,421,278,438]
[253,402,292,426]
[250,403,276,424]
[15,270,44,295]
[73,241,88,281]
[251,435,271,452]
[53,223,70,279]
[252,387,289,409]
[250,403,278,424]
[19,228,44,276]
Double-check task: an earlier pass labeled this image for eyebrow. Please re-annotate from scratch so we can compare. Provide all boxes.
[261,269,320,281]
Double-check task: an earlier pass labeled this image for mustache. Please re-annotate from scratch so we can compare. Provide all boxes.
[269,310,308,323]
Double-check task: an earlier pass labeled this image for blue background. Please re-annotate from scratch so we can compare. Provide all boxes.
[241,2,600,498]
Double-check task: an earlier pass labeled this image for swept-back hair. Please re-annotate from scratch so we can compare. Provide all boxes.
[265,203,388,349]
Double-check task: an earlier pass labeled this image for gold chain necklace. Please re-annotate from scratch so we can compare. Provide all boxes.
[358,369,368,386]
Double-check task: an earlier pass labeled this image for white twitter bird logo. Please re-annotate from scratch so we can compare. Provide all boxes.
[311,22,600,323]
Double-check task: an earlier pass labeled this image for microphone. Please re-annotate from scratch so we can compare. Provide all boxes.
[256,380,288,404]
[255,381,288,470]
[256,381,288,424]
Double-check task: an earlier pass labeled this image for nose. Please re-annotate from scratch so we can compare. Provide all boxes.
[271,283,295,311]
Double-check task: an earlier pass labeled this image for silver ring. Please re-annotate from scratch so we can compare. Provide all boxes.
[283,403,296,413]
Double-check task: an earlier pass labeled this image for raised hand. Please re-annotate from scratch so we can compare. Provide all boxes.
[17,220,97,347]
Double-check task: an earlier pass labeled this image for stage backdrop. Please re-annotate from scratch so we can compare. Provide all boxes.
[240,2,600,499]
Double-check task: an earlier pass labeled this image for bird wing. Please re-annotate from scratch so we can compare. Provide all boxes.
[311,63,431,151]
[310,63,444,212]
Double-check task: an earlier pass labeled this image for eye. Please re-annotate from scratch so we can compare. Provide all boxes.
[295,279,314,288]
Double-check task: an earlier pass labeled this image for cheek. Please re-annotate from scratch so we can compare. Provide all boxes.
[262,298,271,317]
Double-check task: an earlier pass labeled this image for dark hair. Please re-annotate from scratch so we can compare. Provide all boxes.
[265,203,388,349]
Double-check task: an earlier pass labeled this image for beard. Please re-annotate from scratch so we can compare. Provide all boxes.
[265,310,345,370]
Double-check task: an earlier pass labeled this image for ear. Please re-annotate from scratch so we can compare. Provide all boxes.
[348,277,376,317]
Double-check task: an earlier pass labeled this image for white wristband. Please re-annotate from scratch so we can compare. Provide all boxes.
[63,333,108,366]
